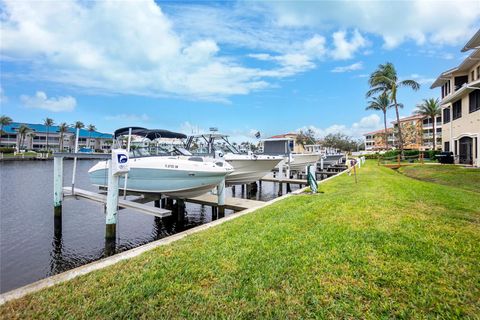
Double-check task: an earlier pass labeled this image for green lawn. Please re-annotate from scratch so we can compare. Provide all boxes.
[1,162,479,319]
[398,164,480,193]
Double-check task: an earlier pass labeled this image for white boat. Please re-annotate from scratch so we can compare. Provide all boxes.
[223,153,283,185]
[88,128,233,198]
[184,133,283,186]
[287,153,320,171]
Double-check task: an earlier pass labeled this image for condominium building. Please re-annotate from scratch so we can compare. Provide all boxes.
[431,29,480,166]
[363,114,441,151]
[363,128,396,151]
[392,114,442,151]
[0,122,113,152]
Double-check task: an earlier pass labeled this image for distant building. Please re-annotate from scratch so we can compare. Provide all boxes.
[391,114,442,151]
[363,113,442,151]
[363,128,395,151]
[260,133,306,154]
[431,29,480,166]
[0,122,113,152]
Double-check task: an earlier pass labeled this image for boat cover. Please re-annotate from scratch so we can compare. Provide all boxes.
[114,127,187,139]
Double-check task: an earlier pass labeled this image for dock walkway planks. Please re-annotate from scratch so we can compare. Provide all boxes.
[186,194,265,211]
[260,177,307,185]
[63,187,171,218]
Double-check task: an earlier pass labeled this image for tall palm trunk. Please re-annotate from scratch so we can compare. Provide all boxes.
[393,97,404,157]
[383,110,388,149]
[46,127,49,151]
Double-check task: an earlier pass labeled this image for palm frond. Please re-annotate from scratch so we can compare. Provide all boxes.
[398,79,420,91]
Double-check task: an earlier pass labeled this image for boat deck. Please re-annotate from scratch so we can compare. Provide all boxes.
[186,194,265,211]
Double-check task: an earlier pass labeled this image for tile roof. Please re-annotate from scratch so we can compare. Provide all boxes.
[2,122,112,138]
[363,128,393,136]
[268,133,297,139]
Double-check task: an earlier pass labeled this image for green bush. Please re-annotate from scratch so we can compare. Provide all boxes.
[0,147,15,153]
[425,150,441,159]
[364,153,380,159]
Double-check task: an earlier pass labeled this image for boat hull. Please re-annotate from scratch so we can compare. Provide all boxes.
[287,154,320,171]
[224,156,283,185]
[88,157,231,198]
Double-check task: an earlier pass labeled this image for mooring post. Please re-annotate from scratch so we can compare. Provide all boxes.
[53,156,63,219]
[176,199,186,221]
[161,197,166,208]
[278,182,283,196]
[154,198,161,208]
[217,179,225,216]
[71,127,80,195]
[105,160,119,240]
[165,198,174,210]
[320,158,324,170]
[286,183,292,193]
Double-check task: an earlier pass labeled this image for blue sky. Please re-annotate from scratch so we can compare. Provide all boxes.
[1,0,479,141]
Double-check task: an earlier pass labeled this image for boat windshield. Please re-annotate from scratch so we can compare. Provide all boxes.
[187,134,242,155]
[129,146,172,158]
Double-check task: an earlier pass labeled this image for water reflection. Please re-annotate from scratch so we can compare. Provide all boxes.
[1,160,299,293]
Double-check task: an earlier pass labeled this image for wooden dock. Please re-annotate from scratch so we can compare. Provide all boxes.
[63,187,172,218]
[186,194,265,211]
[260,177,307,185]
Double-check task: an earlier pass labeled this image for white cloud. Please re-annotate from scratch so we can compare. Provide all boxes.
[330,30,367,60]
[298,114,382,139]
[331,62,363,73]
[105,113,150,122]
[0,0,275,101]
[20,91,76,112]
[266,0,480,48]
[407,73,435,85]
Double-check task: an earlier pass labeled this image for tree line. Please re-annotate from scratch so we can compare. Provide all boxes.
[0,115,98,152]
[365,62,441,155]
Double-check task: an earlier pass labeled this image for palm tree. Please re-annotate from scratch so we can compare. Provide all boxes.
[365,93,393,149]
[58,122,69,151]
[0,115,13,146]
[43,117,54,152]
[366,62,420,156]
[17,124,31,152]
[87,124,96,149]
[415,98,441,150]
[71,121,85,150]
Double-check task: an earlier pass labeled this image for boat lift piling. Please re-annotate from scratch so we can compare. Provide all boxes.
[105,160,119,239]
[217,179,226,216]
[53,156,63,232]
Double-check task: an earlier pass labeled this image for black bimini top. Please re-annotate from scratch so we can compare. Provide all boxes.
[114,127,187,140]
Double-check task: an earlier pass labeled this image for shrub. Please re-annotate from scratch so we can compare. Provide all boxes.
[0,147,15,153]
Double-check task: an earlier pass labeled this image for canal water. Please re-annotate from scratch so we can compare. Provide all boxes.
[0,159,299,293]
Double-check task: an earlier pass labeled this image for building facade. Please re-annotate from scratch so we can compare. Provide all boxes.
[260,133,306,154]
[431,30,480,166]
[363,128,396,151]
[0,122,113,152]
[363,114,441,151]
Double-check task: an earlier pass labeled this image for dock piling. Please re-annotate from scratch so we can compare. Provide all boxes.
[105,160,119,240]
[217,179,225,215]
[53,156,63,219]
[175,199,186,221]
